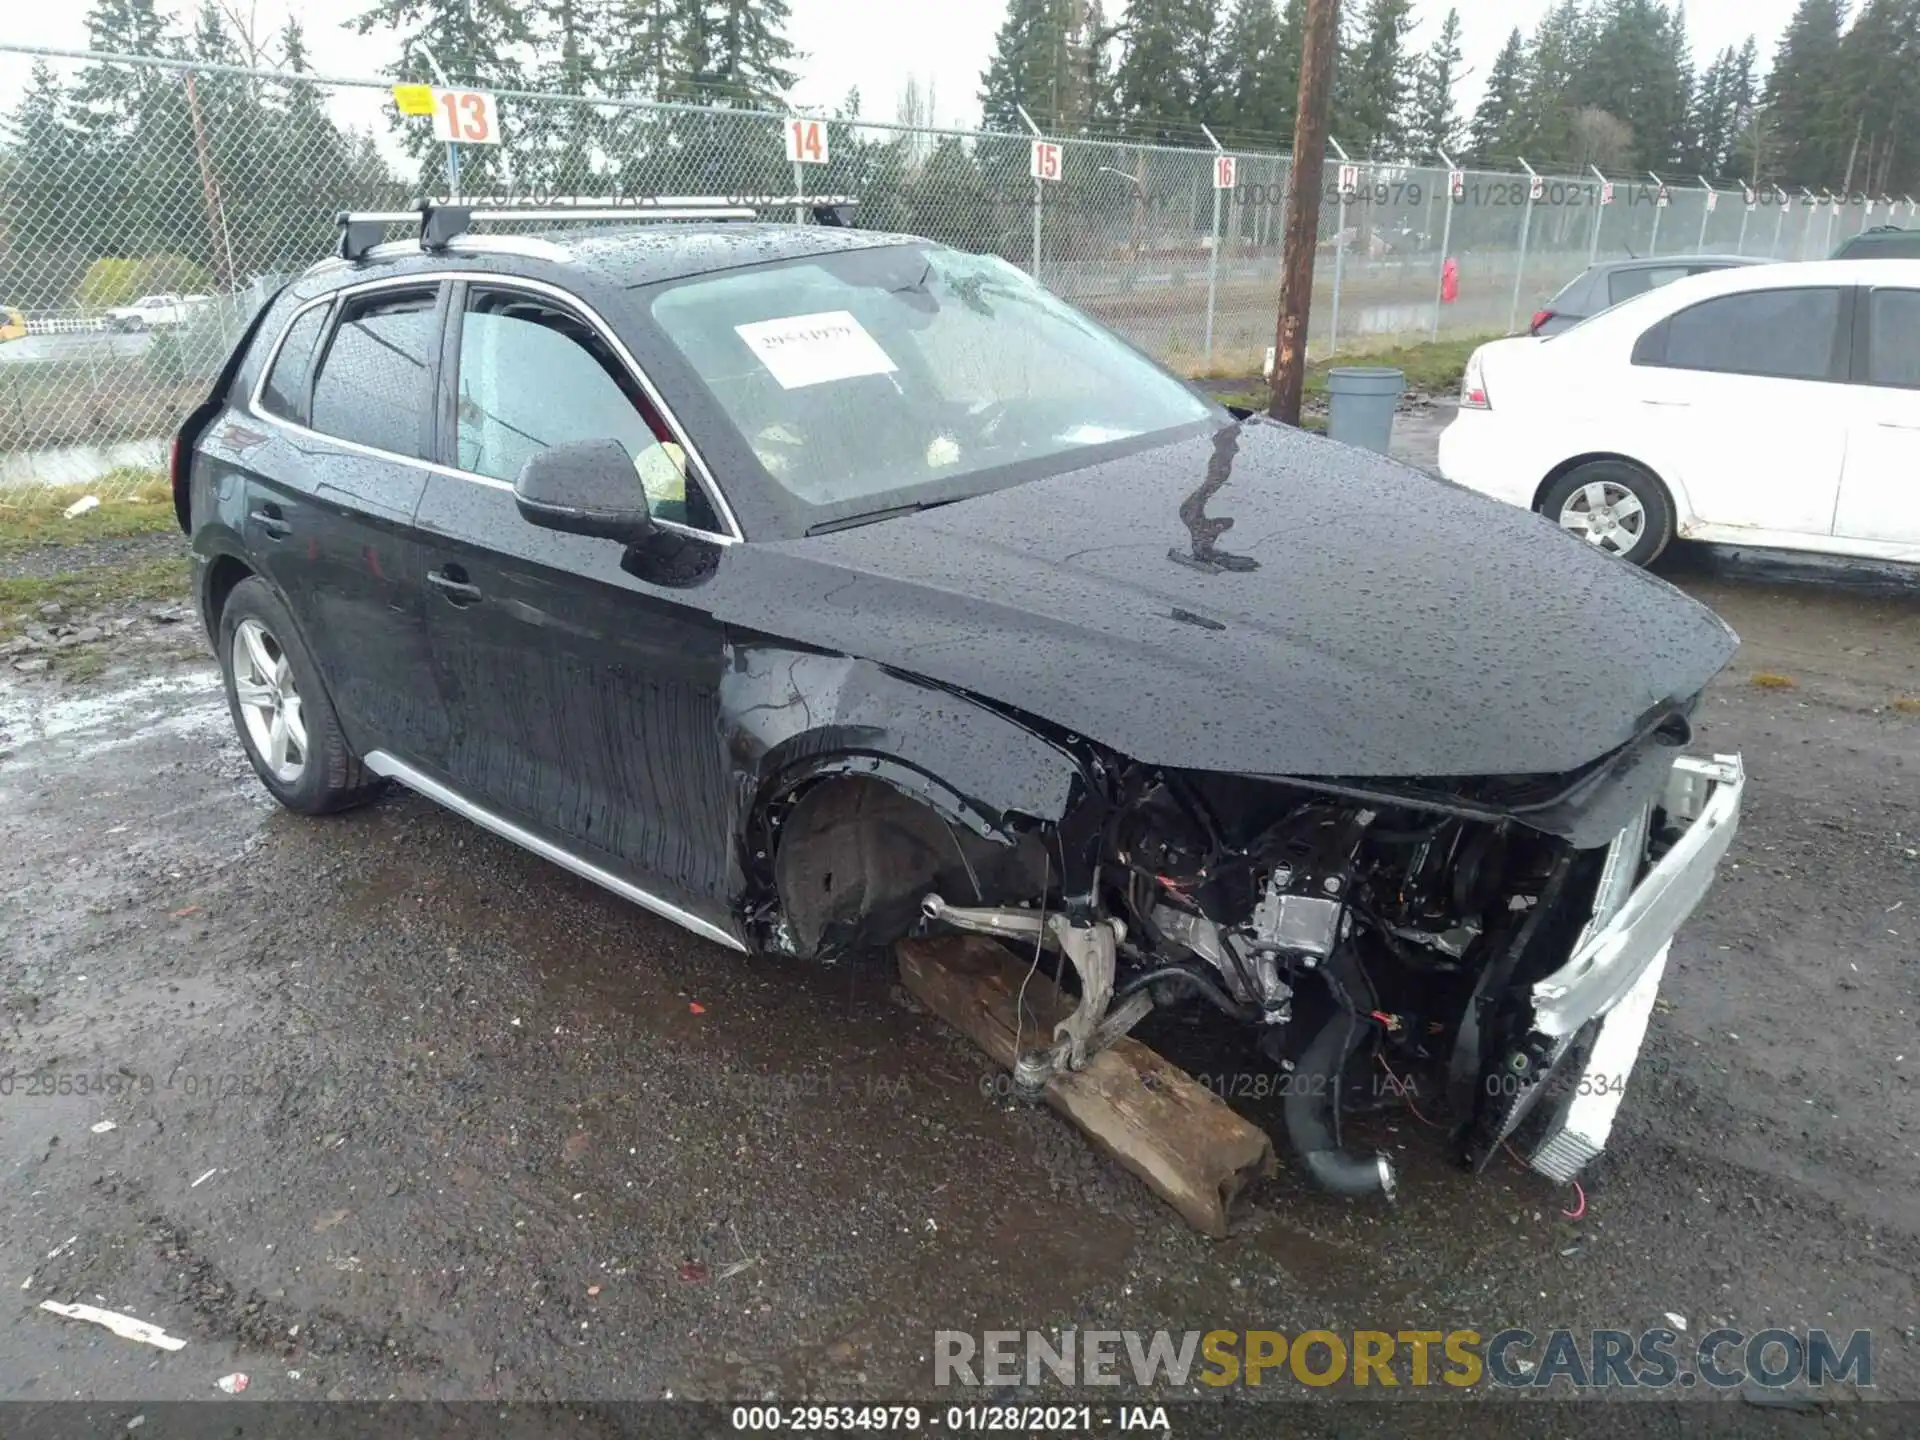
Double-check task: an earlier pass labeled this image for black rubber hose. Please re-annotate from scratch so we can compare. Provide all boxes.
[1114,965,1261,1023]
[1283,1006,1397,1199]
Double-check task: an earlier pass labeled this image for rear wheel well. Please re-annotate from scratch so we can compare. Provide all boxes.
[1532,453,1670,514]
[203,554,256,636]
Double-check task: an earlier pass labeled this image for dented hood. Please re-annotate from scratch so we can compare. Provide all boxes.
[719,419,1738,781]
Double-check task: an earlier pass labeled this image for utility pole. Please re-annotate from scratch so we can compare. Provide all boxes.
[1268,0,1338,426]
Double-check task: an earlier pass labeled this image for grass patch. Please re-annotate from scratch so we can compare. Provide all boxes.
[0,471,176,554]
[1202,333,1495,413]
[1,554,190,644]
[1750,672,1799,689]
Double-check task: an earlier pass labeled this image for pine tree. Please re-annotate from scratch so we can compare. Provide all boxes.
[678,0,799,107]
[1407,7,1464,159]
[1214,0,1292,141]
[351,0,536,190]
[1469,27,1527,164]
[1831,0,1920,195]
[1514,0,1584,166]
[5,63,91,309]
[1764,0,1847,188]
[1332,0,1416,157]
[1111,0,1217,137]
[980,0,1106,131]
[600,0,682,99]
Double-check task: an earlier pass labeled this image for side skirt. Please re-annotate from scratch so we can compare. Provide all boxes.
[362,750,748,953]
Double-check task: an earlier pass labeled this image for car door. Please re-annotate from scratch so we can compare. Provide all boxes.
[1834,286,1920,547]
[1626,285,1852,539]
[241,282,447,767]
[413,279,739,925]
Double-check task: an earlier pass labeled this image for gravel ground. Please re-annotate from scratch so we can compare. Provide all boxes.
[0,535,1916,1418]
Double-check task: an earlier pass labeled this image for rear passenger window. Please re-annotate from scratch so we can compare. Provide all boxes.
[1866,289,1920,388]
[259,305,327,425]
[1642,287,1844,381]
[310,289,438,459]
[1609,267,1689,305]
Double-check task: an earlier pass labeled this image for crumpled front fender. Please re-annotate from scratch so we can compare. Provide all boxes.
[720,647,1091,910]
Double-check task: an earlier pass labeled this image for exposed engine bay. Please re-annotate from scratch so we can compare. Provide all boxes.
[766,740,1743,1200]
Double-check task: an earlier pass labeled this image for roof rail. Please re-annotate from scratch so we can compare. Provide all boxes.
[335,195,860,262]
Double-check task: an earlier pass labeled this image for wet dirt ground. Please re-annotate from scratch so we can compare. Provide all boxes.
[1,540,1916,1417]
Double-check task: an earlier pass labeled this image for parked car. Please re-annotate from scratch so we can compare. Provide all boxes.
[1441,259,1920,568]
[1526,255,1767,335]
[174,202,1744,1197]
[106,292,206,331]
[1831,223,1920,259]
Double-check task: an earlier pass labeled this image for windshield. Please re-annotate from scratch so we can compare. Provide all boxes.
[648,245,1215,527]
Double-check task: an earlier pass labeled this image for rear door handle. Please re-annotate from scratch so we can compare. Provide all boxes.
[248,506,292,539]
[427,567,483,606]
[1877,421,1920,431]
[1641,399,1691,408]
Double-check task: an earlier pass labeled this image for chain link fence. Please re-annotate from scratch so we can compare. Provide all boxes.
[3,43,1915,506]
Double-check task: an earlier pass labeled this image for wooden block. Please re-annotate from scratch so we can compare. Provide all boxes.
[898,933,1276,1239]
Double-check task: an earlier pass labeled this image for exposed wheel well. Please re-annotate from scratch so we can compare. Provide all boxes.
[769,774,1046,958]
[203,554,255,637]
[1531,453,1672,514]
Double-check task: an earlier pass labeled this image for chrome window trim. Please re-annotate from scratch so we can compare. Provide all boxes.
[245,269,744,545]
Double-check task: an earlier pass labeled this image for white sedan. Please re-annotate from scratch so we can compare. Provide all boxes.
[1438,259,1920,567]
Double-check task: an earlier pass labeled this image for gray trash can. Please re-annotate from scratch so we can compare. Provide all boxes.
[1325,367,1405,455]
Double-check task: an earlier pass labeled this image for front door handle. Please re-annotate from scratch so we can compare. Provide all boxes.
[1641,399,1691,408]
[1878,421,1920,431]
[427,567,483,606]
[248,506,292,539]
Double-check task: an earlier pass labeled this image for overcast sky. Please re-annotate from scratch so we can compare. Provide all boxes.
[3,0,1805,137]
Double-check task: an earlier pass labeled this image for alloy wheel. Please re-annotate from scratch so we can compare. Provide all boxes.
[232,617,307,783]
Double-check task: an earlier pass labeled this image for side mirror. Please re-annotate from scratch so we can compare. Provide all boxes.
[514,439,654,542]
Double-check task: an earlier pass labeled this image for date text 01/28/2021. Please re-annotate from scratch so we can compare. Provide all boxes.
[728,1407,1168,1432]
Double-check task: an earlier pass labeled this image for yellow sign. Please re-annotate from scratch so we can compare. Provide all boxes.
[391,84,434,116]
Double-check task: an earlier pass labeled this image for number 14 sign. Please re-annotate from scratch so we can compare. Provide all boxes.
[786,117,830,165]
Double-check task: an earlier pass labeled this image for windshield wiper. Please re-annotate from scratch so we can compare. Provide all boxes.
[806,497,961,536]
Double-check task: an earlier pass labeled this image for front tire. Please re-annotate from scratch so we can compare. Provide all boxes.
[218,577,385,815]
[1539,460,1675,567]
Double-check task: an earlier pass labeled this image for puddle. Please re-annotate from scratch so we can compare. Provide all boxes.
[0,666,223,760]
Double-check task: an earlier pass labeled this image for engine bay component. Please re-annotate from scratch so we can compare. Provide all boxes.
[916,749,1743,1201]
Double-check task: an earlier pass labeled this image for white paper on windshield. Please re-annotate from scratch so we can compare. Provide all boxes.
[734,310,897,390]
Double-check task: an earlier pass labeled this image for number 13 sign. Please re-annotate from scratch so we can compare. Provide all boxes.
[431,89,499,145]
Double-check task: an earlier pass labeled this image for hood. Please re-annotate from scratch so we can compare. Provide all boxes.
[717,419,1737,781]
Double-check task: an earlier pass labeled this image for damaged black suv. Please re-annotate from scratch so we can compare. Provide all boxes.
[173,199,1744,1198]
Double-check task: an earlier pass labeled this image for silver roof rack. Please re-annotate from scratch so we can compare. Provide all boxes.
[336,194,860,262]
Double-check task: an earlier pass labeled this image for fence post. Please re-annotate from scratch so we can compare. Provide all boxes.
[1771,189,1787,258]
[793,157,804,226]
[1510,159,1538,335]
[1737,187,1751,254]
[1588,164,1609,266]
[1696,175,1715,251]
[418,46,460,199]
[1647,171,1665,255]
[1202,125,1224,365]
[1432,152,1458,341]
[1017,106,1044,284]
[1328,138,1351,355]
